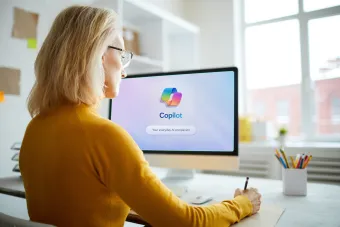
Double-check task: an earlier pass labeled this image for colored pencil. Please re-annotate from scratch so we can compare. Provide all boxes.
[275,149,281,158]
[290,156,296,168]
[280,148,290,168]
[275,154,286,168]
[302,155,309,169]
[303,155,313,168]
[294,154,300,168]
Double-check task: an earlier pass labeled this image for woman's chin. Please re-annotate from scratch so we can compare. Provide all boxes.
[105,91,118,99]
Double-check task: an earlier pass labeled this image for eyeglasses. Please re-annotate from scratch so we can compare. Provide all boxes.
[108,46,133,68]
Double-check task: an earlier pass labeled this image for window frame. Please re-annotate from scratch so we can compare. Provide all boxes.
[238,0,340,142]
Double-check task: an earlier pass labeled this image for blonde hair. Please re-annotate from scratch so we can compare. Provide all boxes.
[27,5,118,117]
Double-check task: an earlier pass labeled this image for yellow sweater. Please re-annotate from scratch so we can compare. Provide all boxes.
[19,104,252,227]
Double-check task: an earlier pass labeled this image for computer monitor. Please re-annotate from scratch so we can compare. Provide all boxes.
[109,67,239,182]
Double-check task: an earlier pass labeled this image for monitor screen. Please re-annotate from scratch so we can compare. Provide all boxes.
[109,67,238,155]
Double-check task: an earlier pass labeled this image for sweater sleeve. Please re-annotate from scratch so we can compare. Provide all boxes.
[96,122,252,227]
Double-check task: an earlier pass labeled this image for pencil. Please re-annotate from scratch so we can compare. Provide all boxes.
[304,155,313,168]
[275,154,287,168]
[280,156,287,168]
[274,154,281,166]
[290,156,295,168]
[297,155,303,169]
[300,154,306,169]
[280,149,290,168]
[302,155,309,169]
[294,154,300,168]
[275,149,281,158]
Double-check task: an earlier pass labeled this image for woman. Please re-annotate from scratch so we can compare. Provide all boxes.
[19,5,261,227]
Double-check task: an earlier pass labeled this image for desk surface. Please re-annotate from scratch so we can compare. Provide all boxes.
[1,169,340,227]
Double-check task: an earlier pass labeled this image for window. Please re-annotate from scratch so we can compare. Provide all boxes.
[244,0,298,23]
[244,6,302,137]
[276,100,290,125]
[254,102,266,117]
[331,97,340,125]
[245,20,301,89]
[309,15,340,136]
[241,0,340,141]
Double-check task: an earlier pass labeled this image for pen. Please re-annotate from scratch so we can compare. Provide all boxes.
[244,177,249,190]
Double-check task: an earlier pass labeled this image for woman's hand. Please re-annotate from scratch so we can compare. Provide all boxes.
[234,187,261,215]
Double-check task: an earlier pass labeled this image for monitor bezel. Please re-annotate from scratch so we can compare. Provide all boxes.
[108,67,238,156]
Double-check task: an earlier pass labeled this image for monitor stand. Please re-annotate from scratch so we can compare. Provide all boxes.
[161,169,213,204]
[159,169,193,197]
[160,169,195,197]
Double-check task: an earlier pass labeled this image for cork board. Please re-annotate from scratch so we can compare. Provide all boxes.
[12,7,39,39]
[0,67,21,95]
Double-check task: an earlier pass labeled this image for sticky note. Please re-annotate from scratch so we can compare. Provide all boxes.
[12,7,39,39]
[27,38,37,49]
[0,91,4,103]
[0,67,21,95]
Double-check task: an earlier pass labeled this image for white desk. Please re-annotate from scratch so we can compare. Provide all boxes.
[1,170,340,226]
[153,168,340,226]
[182,174,340,226]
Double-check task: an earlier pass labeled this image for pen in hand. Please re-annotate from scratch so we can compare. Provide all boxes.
[244,177,249,190]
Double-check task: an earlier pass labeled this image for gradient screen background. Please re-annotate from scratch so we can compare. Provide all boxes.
[110,70,235,152]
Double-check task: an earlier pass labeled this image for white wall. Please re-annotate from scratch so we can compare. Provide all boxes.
[0,0,89,178]
[0,0,186,177]
[182,0,245,113]
[182,0,235,68]
[0,0,113,178]
[144,0,184,18]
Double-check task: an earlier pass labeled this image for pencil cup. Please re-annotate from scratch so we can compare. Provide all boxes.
[282,168,307,196]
